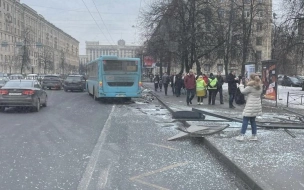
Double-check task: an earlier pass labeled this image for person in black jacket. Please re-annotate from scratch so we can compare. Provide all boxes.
[153,75,160,91]
[216,72,224,104]
[227,71,239,108]
[174,74,183,97]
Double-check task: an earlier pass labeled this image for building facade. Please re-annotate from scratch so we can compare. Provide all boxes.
[0,0,79,75]
[86,40,141,62]
[79,55,88,65]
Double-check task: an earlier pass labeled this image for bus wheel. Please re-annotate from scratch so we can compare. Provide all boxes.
[93,89,98,101]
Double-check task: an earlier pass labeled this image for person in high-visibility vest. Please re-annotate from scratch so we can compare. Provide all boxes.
[196,75,207,105]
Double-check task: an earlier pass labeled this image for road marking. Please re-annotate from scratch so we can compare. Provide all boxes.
[97,163,111,189]
[130,162,188,181]
[148,143,178,150]
[133,179,170,190]
[300,182,304,188]
[77,105,115,190]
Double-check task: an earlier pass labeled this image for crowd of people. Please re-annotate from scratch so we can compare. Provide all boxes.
[151,70,263,141]
[152,70,240,107]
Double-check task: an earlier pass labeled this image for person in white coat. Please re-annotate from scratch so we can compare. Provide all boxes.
[236,73,262,141]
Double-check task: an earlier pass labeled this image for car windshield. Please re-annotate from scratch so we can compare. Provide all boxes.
[0,80,5,84]
[66,76,81,81]
[4,81,33,88]
[44,76,59,79]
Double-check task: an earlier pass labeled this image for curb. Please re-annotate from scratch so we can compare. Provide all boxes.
[203,138,272,190]
[143,84,271,190]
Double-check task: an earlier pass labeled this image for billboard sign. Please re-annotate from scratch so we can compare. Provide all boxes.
[245,63,256,80]
[143,56,155,67]
[261,60,277,101]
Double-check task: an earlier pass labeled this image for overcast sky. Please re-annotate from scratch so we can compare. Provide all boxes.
[21,0,284,56]
[21,0,145,55]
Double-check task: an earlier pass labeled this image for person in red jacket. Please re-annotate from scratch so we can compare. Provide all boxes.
[184,70,196,106]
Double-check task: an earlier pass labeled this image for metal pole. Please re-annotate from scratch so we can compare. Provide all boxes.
[287,91,289,107]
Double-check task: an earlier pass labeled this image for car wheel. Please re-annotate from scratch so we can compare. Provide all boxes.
[42,96,47,107]
[0,107,5,112]
[33,99,40,112]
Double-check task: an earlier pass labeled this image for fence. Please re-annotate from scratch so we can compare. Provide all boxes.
[287,92,304,107]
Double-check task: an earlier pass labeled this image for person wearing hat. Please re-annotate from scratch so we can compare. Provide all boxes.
[207,73,218,105]
[196,75,207,105]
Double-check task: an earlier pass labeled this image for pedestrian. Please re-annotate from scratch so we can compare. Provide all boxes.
[159,78,163,92]
[149,73,153,83]
[184,70,196,105]
[216,72,224,104]
[227,71,239,108]
[153,74,160,91]
[235,73,262,141]
[175,74,183,97]
[196,75,207,104]
[170,72,176,95]
[207,73,218,105]
[162,72,170,95]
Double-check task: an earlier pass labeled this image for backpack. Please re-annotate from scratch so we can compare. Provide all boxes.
[209,79,217,88]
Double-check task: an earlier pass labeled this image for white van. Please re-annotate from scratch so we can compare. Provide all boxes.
[26,74,39,80]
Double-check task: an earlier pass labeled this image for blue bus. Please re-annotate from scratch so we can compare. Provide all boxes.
[86,56,142,100]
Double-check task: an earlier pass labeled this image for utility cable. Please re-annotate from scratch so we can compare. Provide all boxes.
[91,0,116,45]
[81,0,113,45]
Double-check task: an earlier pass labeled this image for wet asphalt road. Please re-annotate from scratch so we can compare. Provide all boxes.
[0,90,248,190]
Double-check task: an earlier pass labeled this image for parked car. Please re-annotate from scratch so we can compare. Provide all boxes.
[282,76,302,87]
[0,80,47,112]
[295,75,304,84]
[0,78,6,88]
[41,75,62,90]
[63,75,86,92]
[9,74,24,80]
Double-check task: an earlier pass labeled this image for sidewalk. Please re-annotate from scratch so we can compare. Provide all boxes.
[143,82,304,190]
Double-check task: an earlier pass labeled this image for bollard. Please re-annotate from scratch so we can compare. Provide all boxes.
[302,82,304,91]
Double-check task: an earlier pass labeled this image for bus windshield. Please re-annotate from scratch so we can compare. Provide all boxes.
[103,60,138,72]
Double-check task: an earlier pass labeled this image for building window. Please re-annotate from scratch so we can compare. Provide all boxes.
[244,10,250,18]
[257,0,263,3]
[217,64,223,72]
[256,51,262,60]
[204,64,211,72]
[218,9,225,18]
[257,9,263,17]
[256,23,263,32]
[256,37,262,46]
[245,0,251,4]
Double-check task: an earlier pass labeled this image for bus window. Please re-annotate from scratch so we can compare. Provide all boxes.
[103,60,138,72]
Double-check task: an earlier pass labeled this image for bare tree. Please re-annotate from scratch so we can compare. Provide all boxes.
[38,46,54,74]
[59,50,67,75]
[17,27,33,74]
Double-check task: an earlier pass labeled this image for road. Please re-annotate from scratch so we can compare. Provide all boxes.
[0,90,248,190]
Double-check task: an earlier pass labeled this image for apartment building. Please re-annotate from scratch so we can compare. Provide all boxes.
[86,39,141,62]
[201,0,272,75]
[0,0,79,74]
